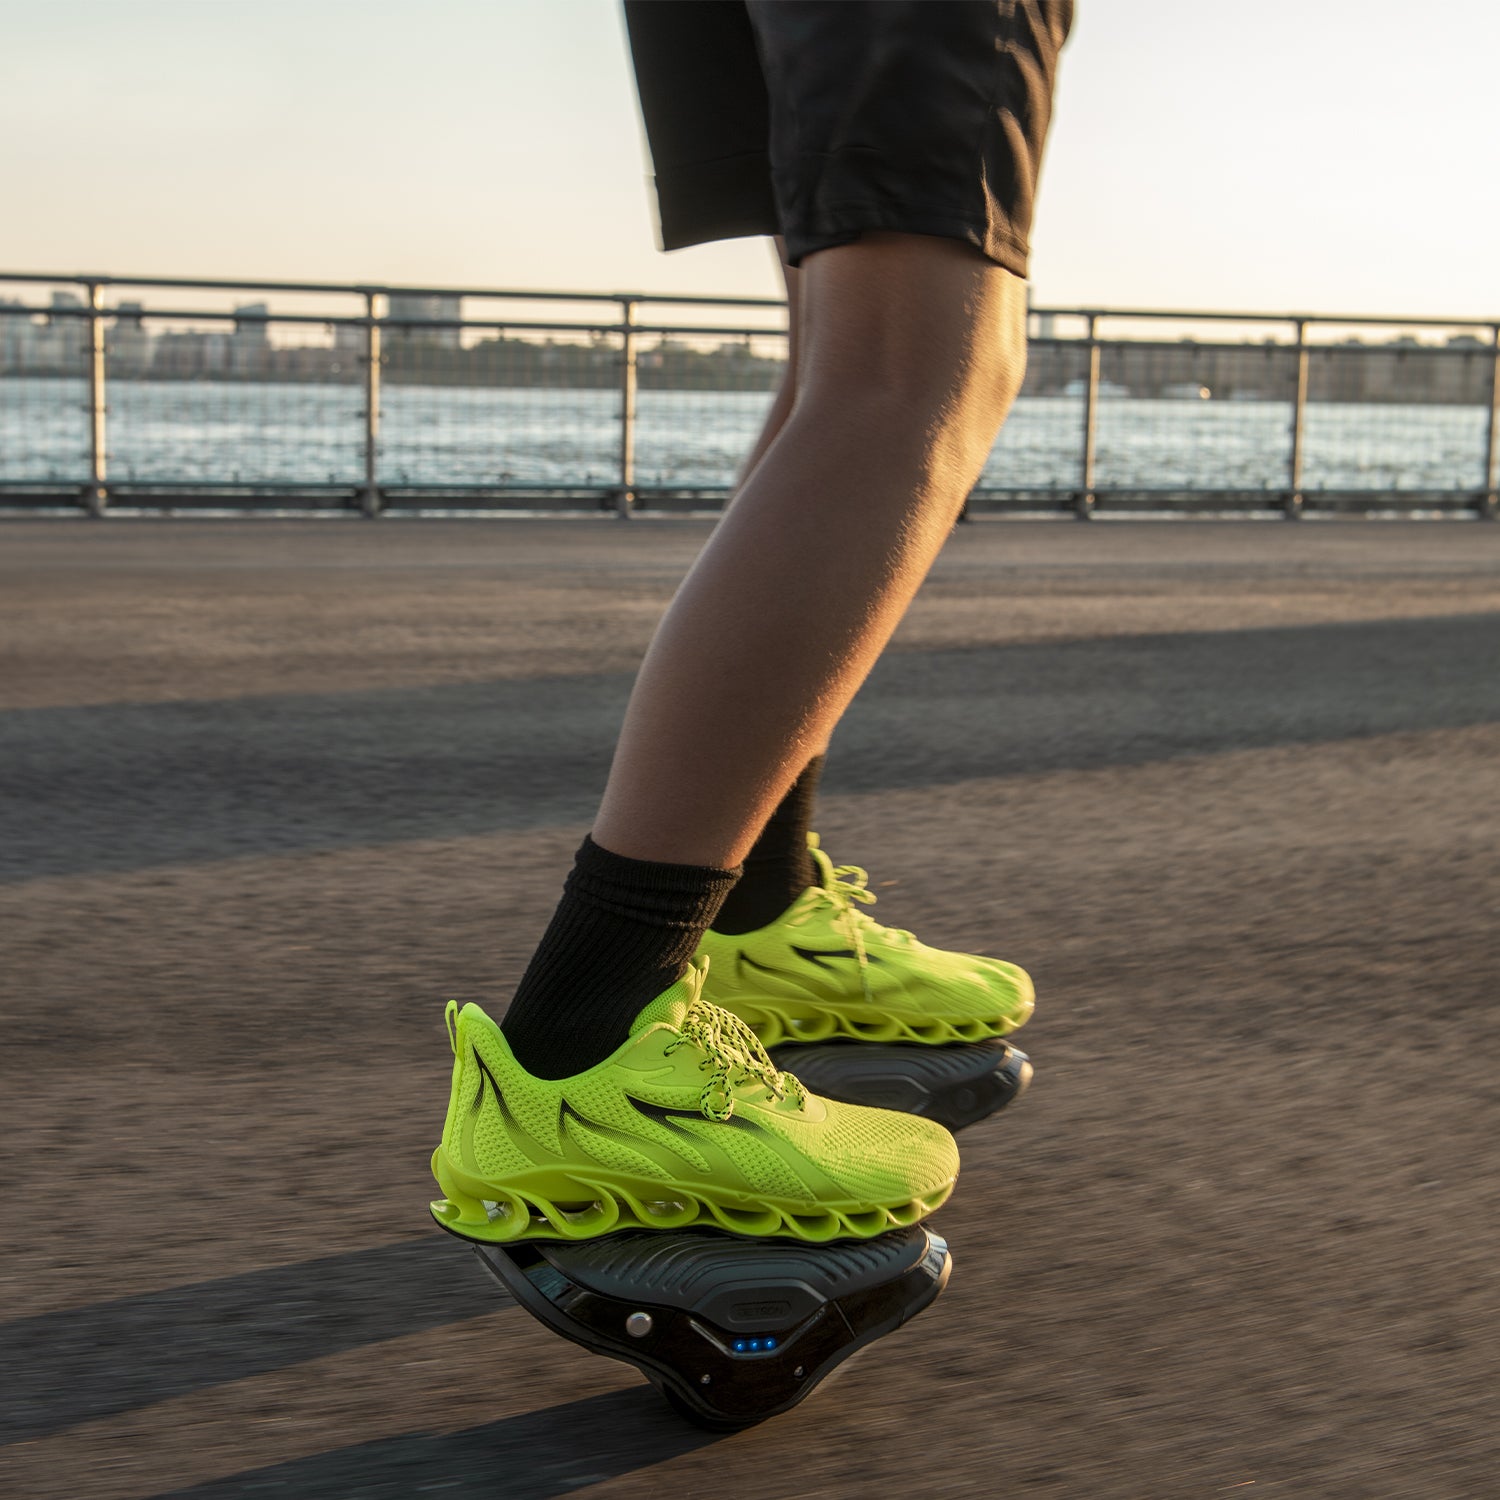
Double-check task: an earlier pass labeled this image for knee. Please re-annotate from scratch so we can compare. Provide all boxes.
[797,315,1025,494]
[794,246,1028,485]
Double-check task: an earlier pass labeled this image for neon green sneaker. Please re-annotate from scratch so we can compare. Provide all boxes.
[429,959,958,1246]
[696,834,1034,1048]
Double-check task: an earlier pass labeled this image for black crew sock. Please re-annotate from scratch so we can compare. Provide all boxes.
[501,835,740,1080]
[710,754,826,937]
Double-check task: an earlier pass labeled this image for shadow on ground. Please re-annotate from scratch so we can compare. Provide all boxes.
[154,1388,719,1500]
[1,1238,479,1444]
[4,612,1499,882]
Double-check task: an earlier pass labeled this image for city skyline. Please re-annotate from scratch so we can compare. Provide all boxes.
[2,1,1498,321]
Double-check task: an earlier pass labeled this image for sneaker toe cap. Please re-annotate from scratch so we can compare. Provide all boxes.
[817,1099,959,1203]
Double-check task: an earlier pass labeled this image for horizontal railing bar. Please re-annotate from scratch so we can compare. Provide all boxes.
[2,273,1494,330]
[1031,336,1494,357]
[1031,305,1499,332]
[0,271,785,309]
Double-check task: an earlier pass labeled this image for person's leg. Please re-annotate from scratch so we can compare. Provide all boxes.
[711,751,825,936]
[731,238,799,490]
[594,231,1026,870]
[500,231,1024,1079]
[496,239,809,1082]
[696,240,1026,1028]
[696,238,822,938]
[432,3,1073,1249]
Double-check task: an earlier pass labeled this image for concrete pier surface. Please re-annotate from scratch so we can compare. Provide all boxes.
[2,518,1499,1498]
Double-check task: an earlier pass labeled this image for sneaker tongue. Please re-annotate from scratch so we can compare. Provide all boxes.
[628,962,703,1036]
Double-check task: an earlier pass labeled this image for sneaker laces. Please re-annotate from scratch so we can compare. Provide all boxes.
[794,843,915,1004]
[665,997,806,1121]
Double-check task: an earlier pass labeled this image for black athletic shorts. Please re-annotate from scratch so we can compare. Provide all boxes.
[623,0,1072,277]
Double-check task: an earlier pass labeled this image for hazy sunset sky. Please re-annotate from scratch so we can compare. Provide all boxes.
[2,0,1496,319]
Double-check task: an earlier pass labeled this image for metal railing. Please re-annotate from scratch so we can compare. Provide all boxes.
[2,271,1497,519]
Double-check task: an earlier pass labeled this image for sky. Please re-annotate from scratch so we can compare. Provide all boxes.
[2,0,1497,321]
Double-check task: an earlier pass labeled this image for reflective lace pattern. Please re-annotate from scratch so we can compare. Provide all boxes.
[666,997,807,1121]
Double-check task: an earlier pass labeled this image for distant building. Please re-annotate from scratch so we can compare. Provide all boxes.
[11,291,89,371]
[233,302,271,344]
[107,300,151,371]
[228,302,273,376]
[151,328,234,377]
[386,292,463,350]
[0,298,31,371]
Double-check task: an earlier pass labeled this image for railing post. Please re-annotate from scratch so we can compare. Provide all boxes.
[1076,313,1100,519]
[618,298,638,518]
[1481,323,1500,520]
[1286,318,1309,520]
[84,280,108,515]
[360,290,383,516]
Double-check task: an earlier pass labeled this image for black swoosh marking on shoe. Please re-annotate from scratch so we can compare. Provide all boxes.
[735,947,884,985]
[791,945,885,972]
[474,1054,563,1166]
[558,1099,703,1176]
[626,1095,762,1137]
[471,1051,844,1203]
[732,942,882,990]
[623,1096,766,1193]
[736,951,782,980]
[473,1053,743,1178]
[630,1098,849,1202]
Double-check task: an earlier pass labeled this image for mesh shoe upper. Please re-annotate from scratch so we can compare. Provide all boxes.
[430,960,959,1243]
[696,835,1034,1047]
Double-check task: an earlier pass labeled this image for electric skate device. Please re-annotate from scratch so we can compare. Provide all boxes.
[449,1039,1030,1428]
[470,1223,949,1429]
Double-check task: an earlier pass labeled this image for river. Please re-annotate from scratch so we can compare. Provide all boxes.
[0,379,1489,494]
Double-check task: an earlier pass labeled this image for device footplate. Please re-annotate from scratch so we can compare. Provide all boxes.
[473,1224,951,1429]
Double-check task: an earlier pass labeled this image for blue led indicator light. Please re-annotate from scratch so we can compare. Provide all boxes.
[766,1337,777,1349]
[734,1340,746,1352]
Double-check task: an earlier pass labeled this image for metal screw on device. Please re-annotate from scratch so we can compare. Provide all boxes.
[625,1312,653,1338]
[699,1374,712,1385]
